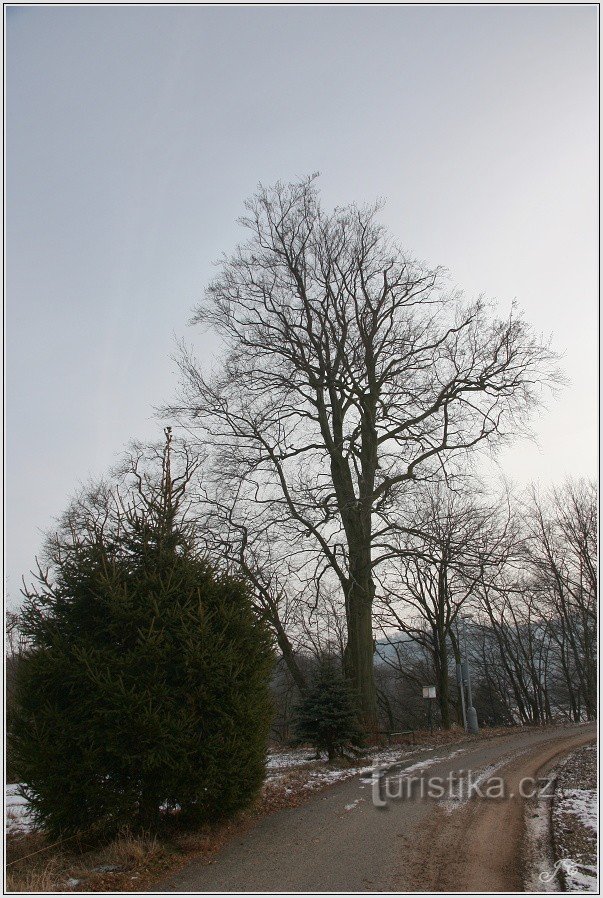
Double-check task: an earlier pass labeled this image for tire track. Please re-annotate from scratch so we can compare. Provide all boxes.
[398,728,596,893]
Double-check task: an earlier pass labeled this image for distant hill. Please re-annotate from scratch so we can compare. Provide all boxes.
[374,632,425,665]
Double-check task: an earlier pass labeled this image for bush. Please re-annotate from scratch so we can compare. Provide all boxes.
[12,436,274,840]
[294,661,364,762]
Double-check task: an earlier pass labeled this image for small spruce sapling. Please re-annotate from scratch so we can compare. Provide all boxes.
[294,660,364,762]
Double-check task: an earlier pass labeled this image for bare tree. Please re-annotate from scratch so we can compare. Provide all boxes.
[478,579,556,725]
[6,609,27,659]
[170,176,560,726]
[195,487,310,694]
[473,478,596,725]
[523,479,597,719]
[375,482,510,727]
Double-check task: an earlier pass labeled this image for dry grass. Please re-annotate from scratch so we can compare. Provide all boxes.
[101,830,162,867]
[6,856,66,893]
[5,828,174,893]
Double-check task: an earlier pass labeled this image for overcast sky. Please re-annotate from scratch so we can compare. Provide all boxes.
[6,5,597,605]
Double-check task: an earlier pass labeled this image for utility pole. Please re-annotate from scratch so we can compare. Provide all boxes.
[454,617,467,731]
[456,661,467,731]
[462,615,479,735]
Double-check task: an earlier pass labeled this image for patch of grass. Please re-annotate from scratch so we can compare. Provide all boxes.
[5,828,174,893]
[100,830,163,867]
[6,857,65,893]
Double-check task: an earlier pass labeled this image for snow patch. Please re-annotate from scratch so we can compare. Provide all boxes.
[439,754,518,814]
[555,788,597,833]
[360,747,467,782]
[266,750,316,771]
[553,786,598,892]
[523,776,560,893]
[564,864,598,893]
[6,784,36,834]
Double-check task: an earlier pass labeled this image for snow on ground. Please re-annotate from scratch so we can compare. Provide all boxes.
[6,784,36,834]
[553,788,598,892]
[557,789,597,833]
[524,775,560,893]
[264,745,421,790]
[298,762,375,791]
[266,748,465,792]
[440,750,528,815]
[402,748,466,778]
[266,749,317,771]
[368,747,422,768]
[344,798,365,811]
[551,744,598,893]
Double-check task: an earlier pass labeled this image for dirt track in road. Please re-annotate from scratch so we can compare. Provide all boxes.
[399,726,596,892]
[157,723,596,893]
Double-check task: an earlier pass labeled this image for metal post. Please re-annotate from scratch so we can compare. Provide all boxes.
[456,662,467,731]
[455,618,467,732]
[463,616,479,735]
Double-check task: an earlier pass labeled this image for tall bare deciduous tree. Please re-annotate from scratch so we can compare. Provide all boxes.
[171,176,560,727]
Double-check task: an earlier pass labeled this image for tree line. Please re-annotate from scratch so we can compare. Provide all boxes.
[239,476,595,738]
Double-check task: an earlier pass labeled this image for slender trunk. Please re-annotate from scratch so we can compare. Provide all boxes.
[435,563,451,729]
[377,687,395,732]
[435,625,451,729]
[273,619,307,695]
[243,565,307,696]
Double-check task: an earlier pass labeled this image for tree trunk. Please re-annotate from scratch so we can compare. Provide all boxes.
[433,625,451,729]
[344,591,378,731]
[339,487,379,732]
[451,631,465,726]
[244,568,308,696]
[377,687,395,733]
[343,548,378,732]
[273,618,307,695]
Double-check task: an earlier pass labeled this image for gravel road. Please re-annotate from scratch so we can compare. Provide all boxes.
[157,723,596,893]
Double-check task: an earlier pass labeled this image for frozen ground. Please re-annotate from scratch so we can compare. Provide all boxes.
[262,743,470,805]
[5,784,35,834]
[552,744,597,893]
[265,749,317,772]
[265,744,424,789]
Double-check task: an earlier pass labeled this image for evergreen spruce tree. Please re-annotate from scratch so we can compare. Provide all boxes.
[294,661,364,762]
[12,431,274,841]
